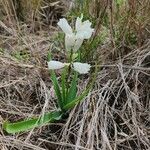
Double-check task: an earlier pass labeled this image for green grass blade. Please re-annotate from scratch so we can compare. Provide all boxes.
[3,111,62,134]
[47,51,52,61]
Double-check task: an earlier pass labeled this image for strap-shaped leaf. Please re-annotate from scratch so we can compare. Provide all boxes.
[3,111,62,134]
[65,72,78,104]
[63,64,98,110]
[50,71,63,110]
[61,67,67,104]
[63,84,90,110]
[47,52,63,110]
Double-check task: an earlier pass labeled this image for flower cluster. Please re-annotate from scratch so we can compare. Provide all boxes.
[48,15,94,74]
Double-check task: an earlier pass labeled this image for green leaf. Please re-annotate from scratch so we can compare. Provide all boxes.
[63,63,98,111]
[3,111,62,134]
[65,72,78,104]
[50,71,63,110]
[63,84,90,110]
[61,67,67,104]
[47,52,63,110]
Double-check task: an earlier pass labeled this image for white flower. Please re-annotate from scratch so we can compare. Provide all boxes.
[48,60,65,69]
[57,15,94,51]
[73,62,91,74]
[48,60,91,74]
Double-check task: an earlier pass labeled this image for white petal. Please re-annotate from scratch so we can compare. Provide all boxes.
[73,38,84,52]
[73,62,91,74]
[80,20,92,31]
[75,17,82,32]
[65,33,76,51]
[75,32,84,39]
[82,20,92,28]
[76,28,94,39]
[57,18,73,34]
[75,14,83,32]
[48,60,65,69]
[76,19,94,39]
[83,29,94,39]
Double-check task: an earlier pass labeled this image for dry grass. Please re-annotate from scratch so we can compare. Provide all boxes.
[0,0,150,150]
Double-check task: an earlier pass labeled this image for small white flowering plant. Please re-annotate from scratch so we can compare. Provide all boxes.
[3,15,96,134]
